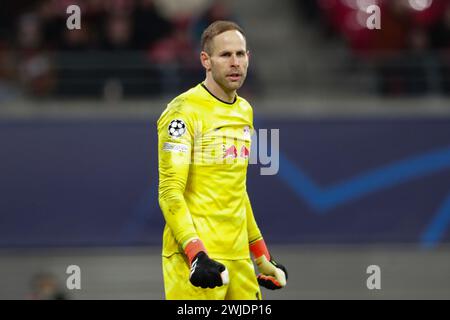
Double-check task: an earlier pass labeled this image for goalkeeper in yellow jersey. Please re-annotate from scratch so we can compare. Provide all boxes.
[157,20,287,300]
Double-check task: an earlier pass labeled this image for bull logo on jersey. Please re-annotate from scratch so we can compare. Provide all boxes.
[222,145,250,159]
[240,145,250,159]
[223,145,238,159]
[168,119,186,138]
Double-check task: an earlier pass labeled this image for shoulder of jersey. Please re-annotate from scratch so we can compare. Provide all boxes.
[166,86,204,114]
[237,96,253,113]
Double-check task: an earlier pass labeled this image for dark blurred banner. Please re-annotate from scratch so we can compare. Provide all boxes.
[1,116,449,248]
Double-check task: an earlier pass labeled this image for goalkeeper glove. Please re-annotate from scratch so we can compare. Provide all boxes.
[184,238,229,289]
[250,238,288,290]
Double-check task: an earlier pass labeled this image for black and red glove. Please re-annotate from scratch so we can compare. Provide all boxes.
[184,239,229,289]
[250,239,288,290]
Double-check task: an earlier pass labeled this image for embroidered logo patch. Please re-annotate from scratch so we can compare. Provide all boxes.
[168,119,186,138]
[162,142,188,153]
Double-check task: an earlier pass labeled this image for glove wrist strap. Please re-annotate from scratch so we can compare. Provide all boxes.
[184,239,207,265]
[249,238,270,260]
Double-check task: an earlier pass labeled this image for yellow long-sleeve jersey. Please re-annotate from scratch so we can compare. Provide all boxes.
[157,83,262,260]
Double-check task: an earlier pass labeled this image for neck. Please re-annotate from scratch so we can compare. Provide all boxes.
[204,76,236,104]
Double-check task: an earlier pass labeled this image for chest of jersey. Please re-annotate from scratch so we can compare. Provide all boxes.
[192,120,252,165]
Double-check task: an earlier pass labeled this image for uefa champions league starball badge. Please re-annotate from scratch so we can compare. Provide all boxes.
[168,119,186,138]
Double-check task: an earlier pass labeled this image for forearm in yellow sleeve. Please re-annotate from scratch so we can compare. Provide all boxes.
[159,187,198,246]
[245,191,263,244]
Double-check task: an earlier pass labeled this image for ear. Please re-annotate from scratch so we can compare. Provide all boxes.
[247,50,250,63]
[200,51,211,71]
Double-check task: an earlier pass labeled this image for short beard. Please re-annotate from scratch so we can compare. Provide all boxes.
[212,71,246,93]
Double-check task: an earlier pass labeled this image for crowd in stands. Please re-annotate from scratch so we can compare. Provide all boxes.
[296,0,450,95]
[1,0,449,99]
[0,0,238,99]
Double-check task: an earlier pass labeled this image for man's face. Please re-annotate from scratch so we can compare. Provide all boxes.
[204,30,249,93]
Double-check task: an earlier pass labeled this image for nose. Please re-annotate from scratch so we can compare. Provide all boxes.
[230,54,239,67]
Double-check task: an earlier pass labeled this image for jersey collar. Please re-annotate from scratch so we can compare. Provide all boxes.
[201,83,237,105]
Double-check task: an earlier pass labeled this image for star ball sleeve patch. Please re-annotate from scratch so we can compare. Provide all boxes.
[168,119,186,138]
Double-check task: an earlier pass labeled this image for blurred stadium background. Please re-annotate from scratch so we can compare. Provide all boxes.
[1,0,450,299]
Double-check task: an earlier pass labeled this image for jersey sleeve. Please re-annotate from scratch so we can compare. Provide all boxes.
[244,103,261,244]
[157,106,199,248]
[245,191,263,244]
